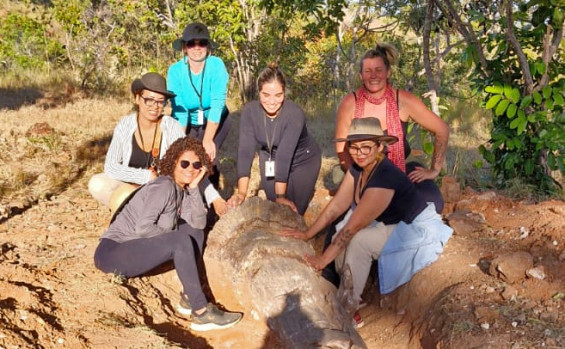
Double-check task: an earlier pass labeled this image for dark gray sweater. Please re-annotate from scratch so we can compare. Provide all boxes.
[101,176,207,243]
[237,99,319,182]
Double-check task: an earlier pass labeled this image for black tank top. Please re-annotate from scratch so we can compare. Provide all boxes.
[129,134,151,169]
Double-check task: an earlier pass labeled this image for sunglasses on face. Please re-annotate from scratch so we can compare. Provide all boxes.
[185,40,209,48]
[140,95,166,108]
[179,160,203,170]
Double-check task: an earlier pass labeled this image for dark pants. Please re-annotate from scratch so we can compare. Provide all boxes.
[321,161,444,286]
[187,113,231,188]
[259,149,322,216]
[94,223,207,310]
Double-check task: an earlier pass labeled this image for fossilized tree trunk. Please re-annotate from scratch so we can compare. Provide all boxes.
[205,197,367,349]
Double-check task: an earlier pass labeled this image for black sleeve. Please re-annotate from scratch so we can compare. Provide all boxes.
[274,101,305,182]
[237,103,258,178]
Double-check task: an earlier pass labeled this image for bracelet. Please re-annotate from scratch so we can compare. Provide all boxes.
[275,193,286,199]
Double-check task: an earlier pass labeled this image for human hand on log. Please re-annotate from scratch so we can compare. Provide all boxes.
[279,228,309,241]
[275,197,298,214]
[212,198,228,216]
[227,192,245,208]
[303,253,328,271]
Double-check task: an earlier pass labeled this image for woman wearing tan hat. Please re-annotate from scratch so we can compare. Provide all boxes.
[282,118,452,328]
[167,22,230,187]
[335,43,448,213]
[95,137,242,331]
[88,72,226,214]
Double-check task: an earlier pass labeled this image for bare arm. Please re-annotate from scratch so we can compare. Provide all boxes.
[305,186,394,270]
[335,93,356,171]
[281,172,355,240]
[202,121,220,162]
[400,90,449,181]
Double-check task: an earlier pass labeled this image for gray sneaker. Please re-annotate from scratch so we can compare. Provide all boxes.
[190,303,242,331]
[177,293,191,316]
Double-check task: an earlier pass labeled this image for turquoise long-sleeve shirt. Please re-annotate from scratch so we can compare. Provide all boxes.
[167,55,229,127]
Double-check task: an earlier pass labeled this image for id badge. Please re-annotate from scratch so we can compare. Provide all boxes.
[197,109,204,125]
[265,160,275,177]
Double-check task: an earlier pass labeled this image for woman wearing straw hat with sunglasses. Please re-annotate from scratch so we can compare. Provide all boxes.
[167,22,230,188]
[87,72,227,215]
[94,137,242,331]
[281,118,452,328]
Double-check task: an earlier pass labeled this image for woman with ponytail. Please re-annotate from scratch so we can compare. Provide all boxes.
[228,62,321,215]
[335,43,448,213]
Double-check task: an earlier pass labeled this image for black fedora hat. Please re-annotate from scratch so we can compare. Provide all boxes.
[334,118,398,144]
[131,72,176,99]
[172,22,218,51]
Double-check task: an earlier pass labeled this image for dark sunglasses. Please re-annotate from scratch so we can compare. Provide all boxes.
[186,40,209,48]
[179,160,202,170]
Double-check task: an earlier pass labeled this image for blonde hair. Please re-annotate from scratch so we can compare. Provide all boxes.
[359,43,399,71]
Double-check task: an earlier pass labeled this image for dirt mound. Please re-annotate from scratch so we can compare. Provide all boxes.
[1,174,564,348]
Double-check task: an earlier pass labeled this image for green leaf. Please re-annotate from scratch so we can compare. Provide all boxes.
[503,84,513,99]
[553,92,564,106]
[510,117,520,129]
[542,86,552,99]
[546,98,554,110]
[473,160,483,169]
[423,142,434,155]
[533,92,542,105]
[525,159,535,175]
[495,99,510,116]
[506,103,517,118]
[486,95,502,109]
[528,113,536,122]
[535,61,546,74]
[485,82,503,94]
[520,95,533,108]
[517,118,527,134]
[510,88,521,103]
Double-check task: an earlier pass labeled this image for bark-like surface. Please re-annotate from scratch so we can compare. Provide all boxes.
[205,197,367,349]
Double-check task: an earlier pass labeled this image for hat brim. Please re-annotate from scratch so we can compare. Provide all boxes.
[334,134,399,145]
[172,38,219,52]
[131,78,176,99]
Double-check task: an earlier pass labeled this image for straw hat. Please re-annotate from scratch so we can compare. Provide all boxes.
[335,118,398,145]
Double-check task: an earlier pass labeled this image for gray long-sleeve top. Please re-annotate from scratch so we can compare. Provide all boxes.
[237,99,319,182]
[101,176,207,243]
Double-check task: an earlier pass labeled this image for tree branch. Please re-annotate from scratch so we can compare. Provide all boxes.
[504,0,534,94]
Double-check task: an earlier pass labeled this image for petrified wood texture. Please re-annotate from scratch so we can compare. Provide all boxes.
[205,197,366,349]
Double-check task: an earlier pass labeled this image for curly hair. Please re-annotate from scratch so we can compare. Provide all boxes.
[157,137,213,178]
[359,43,399,72]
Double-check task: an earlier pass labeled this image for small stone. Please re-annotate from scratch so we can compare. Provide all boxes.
[486,287,496,294]
[552,240,558,246]
[526,266,546,280]
[481,322,490,330]
[501,285,518,300]
[57,338,64,344]
[512,321,518,327]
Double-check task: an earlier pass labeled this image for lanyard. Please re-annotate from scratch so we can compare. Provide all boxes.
[262,111,279,160]
[186,58,206,110]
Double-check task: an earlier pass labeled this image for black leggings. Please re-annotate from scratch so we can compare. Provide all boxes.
[94,224,207,310]
[259,151,322,216]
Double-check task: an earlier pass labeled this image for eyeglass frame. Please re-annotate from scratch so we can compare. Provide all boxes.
[140,95,167,108]
[347,142,380,155]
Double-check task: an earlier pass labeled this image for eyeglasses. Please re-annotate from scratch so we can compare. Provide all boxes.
[179,160,202,170]
[186,40,209,48]
[140,96,166,108]
[347,144,378,155]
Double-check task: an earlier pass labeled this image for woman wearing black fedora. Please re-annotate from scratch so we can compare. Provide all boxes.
[167,22,230,188]
[88,72,227,215]
[281,118,452,329]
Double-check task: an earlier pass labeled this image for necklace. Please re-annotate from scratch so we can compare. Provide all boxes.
[136,116,159,168]
[355,160,379,203]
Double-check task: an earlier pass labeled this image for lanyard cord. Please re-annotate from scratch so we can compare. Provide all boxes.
[262,111,279,160]
[136,115,160,169]
[187,58,206,110]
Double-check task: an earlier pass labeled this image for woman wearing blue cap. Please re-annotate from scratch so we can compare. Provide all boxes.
[167,23,230,187]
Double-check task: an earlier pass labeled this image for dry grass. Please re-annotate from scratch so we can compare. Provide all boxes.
[0,77,494,218]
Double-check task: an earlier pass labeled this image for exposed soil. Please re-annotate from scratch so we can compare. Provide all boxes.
[1,100,565,348]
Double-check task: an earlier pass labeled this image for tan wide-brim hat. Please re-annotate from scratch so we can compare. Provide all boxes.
[334,117,399,145]
[109,183,140,217]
